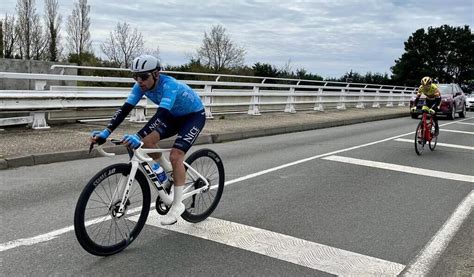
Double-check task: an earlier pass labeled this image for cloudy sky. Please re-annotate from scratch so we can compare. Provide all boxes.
[1,0,472,78]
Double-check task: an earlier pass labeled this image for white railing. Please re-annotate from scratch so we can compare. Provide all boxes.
[0,66,417,129]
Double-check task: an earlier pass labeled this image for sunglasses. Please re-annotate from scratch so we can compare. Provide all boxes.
[132,72,152,81]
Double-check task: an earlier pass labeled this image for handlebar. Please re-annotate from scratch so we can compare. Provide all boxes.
[420,105,436,115]
[89,139,153,162]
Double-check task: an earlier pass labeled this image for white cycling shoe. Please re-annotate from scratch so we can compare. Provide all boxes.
[161,202,185,225]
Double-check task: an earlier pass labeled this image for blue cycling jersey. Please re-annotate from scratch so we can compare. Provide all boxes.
[126,74,204,116]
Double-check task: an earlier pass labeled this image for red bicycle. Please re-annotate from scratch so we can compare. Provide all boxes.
[414,106,438,155]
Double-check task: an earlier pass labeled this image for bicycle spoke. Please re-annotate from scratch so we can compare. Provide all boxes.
[87,181,130,246]
[111,175,118,196]
[196,194,205,214]
[87,198,109,206]
[107,220,113,245]
[122,217,134,235]
[105,219,114,246]
[91,190,110,207]
[104,178,112,203]
[100,178,112,202]
[75,163,150,255]
[84,205,109,213]
[129,184,141,199]
[112,217,127,241]
[91,215,110,242]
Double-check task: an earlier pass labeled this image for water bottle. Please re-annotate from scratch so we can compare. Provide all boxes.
[152,162,169,187]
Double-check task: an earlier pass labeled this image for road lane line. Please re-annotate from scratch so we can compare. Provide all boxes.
[225,118,472,186]
[400,190,474,276]
[143,214,405,276]
[0,225,74,252]
[454,122,474,126]
[2,117,472,255]
[441,129,474,135]
[394,138,474,151]
[0,211,138,252]
[323,155,474,183]
[225,132,417,186]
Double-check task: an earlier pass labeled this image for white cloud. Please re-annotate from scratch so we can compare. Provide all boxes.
[0,0,472,77]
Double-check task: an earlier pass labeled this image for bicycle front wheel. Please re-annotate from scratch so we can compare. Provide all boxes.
[414,121,425,156]
[182,149,225,223]
[429,130,438,151]
[74,163,151,256]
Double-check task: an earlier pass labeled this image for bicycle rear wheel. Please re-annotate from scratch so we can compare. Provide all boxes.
[415,121,425,155]
[74,163,151,256]
[181,149,225,223]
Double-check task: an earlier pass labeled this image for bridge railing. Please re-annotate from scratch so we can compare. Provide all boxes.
[0,66,416,129]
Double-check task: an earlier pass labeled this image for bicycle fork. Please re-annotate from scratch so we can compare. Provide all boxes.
[110,161,141,216]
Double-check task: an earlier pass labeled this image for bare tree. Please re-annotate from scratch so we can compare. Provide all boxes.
[197,24,245,72]
[143,46,160,61]
[2,14,17,58]
[0,20,4,58]
[31,15,46,60]
[101,22,144,68]
[44,0,61,61]
[15,0,42,59]
[66,0,92,63]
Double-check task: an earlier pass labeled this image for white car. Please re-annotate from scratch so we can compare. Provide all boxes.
[466,93,474,111]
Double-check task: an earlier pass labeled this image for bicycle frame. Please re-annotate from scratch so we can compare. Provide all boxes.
[420,111,434,142]
[96,142,211,215]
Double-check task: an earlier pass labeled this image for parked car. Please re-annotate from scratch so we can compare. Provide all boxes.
[410,83,467,119]
[465,92,474,111]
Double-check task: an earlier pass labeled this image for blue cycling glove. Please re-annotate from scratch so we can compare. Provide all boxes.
[91,129,111,145]
[122,134,142,149]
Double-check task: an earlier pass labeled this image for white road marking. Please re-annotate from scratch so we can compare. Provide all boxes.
[0,210,139,252]
[225,132,417,186]
[323,155,474,183]
[2,118,471,250]
[224,117,471,186]
[439,118,473,126]
[400,190,474,276]
[144,214,405,276]
[454,122,474,126]
[1,117,472,271]
[441,129,474,135]
[394,138,474,151]
[0,225,74,252]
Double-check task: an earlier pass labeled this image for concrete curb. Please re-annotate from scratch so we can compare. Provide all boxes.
[0,112,408,169]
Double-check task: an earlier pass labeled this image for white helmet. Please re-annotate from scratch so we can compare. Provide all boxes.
[131,55,161,73]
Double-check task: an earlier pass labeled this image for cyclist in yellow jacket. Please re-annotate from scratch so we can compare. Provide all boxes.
[411,76,441,135]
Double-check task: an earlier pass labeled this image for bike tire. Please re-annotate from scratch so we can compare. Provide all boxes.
[429,132,438,151]
[181,149,225,223]
[74,163,151,256]
[415,121,425,156]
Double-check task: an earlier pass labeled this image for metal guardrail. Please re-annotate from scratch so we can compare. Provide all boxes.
[0,66,417,129]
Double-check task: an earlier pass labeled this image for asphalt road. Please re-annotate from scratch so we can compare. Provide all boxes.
[1,116,473,276]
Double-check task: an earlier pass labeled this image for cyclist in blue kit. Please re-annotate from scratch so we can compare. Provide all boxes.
[90,54,206,225]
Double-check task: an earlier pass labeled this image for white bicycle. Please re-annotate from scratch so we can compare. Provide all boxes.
[74,139,225,256]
